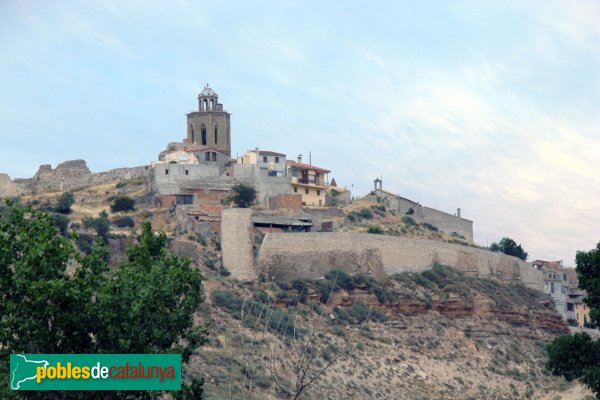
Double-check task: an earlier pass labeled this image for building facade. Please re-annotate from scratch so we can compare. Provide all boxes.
[287,156,330,207]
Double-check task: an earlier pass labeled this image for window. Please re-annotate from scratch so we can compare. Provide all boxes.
[205,152,210,161]
[185,170,189,175]
[567,303,574,311]
[317,190,321,196]
[165,169,169,175]
[175,195,193,205]
[263,156,268,163]
[268,171,277,177]
[201,127,207,145]
[275,156,279,163]
[214,126,218,144]
[294,187,297,193]
[191,126,195,143]
[551,282,554,293]
[212,152,217,161]
[305,188,309,195]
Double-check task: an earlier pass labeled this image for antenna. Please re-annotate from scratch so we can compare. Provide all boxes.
[309,151,312,165]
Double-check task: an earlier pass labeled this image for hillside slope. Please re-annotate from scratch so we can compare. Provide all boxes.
[190,266,585,400]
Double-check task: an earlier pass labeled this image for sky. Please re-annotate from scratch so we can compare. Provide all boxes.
[1,1,599,265]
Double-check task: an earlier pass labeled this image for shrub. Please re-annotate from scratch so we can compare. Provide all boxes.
[76,233,96,255]
[422,223,438,231]
[358,208,374,220]
[333,307,350,324]
[347,212,358,222]
[52,213,70,236]
[324,269,354,290]
[226,184,257,208]
[401,215,416,226]
[367,225,384,234]
[370,308,388,322]
[113,215,134,228]
[317,280,337,304]
[110,196,135,213]
[347,301,369,323]
[56,192,75,214]
[406,207,414,215]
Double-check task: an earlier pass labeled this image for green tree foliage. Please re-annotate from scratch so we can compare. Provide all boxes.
[56,191,75,214]
[83,211,110,242]
[489,237,528,261]
[226,183,257,208]
[110,196,136,213]
[52,212,71,236]
[546,242,600,397]
[113,215,135,228]
[0,202,207,399]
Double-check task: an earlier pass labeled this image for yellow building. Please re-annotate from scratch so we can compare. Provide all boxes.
[287,157,330,207]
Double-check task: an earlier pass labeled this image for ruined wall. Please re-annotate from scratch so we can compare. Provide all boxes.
[221,208,256,281]
[257,232,543,290]
[0,160,149,198]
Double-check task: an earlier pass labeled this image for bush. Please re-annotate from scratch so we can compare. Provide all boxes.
[227,184,257,208]
[76,233,96,255]
[401,216,416,226]
[113,215,134,228]
[317,280,337,304]
[422,222,438,231]
[82,211,110,242]
[333,307,350,324]
[370,308,388,322]
[406,207,414,215]
[52,213,70,236]
[358,208,374,220]
[367,225,384,234]
[324,269,354,290]
[110,196,135,213]
[56,192,75,214]
[347,301,369,323]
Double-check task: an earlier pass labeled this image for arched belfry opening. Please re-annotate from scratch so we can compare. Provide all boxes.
[187,83,231,155]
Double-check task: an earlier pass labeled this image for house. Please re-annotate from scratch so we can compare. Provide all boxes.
[287,155,330,207]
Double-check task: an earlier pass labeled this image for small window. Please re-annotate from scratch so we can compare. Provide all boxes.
[263,156,268,163]
[294,187,297,193]
[212,152,217,161]
[205,152,210,161]
[305,188,309,195]
[185,170,189,175]
[317,190,321,196]
[275,156,280,163]
[268,171,277,177]
[165,169,169,175]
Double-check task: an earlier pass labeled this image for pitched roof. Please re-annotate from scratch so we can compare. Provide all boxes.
[287,160,330,173]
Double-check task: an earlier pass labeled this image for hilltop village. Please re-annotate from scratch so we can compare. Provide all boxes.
[0,84,589,328]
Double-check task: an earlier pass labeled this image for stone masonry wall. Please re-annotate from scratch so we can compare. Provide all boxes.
[0,160,149,197]
[257,232,543,291]
[221,208,256,281]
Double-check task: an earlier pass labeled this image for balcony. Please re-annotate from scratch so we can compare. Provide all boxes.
[292,176,327,187]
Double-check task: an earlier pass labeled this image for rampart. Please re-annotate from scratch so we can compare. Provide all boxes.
[0,160,150,197]
[257,232,543,290]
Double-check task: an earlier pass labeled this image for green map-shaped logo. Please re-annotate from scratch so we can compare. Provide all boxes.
[10,354,49,390]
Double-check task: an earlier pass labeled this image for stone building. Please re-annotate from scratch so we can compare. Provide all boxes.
[186,84,231,156]
[364,178,474,241]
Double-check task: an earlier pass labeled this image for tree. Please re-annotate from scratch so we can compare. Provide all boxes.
[0,201,207,399]
[83,211,110,243]
[546,241,600,397]
[56,191,75,214]
[110,196,135,213]
[227,183,257,208]
[489,237,528,261]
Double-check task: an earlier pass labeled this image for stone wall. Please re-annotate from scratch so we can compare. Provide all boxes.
[257,232,543,290]
[221,208,256,281]
[268,194,302,209]
[0,160,150,198]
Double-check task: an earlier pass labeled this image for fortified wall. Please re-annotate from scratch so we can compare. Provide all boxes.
[0,160,150,197]
[257,232,543,290]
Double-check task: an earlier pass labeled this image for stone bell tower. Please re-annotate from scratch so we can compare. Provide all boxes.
[186,84,231,155]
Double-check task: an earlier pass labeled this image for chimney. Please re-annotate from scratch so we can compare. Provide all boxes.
[298,154,302,163]
[457,208,461,218]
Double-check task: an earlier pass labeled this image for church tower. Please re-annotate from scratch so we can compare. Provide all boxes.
[186,84,231,155]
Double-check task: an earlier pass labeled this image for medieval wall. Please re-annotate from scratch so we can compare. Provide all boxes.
[257,232,543,290]
[221,208,256,281]
[0,160,149,198]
